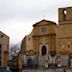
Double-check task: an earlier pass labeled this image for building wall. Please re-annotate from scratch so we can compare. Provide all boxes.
[20,20,57,56]
[56,7,72,54]
[32,20,57,54]
[26,33,33,52]
[20,36,26,54]
[0,31,9,67]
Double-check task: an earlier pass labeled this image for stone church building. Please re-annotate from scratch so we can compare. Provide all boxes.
[19,7,72,70]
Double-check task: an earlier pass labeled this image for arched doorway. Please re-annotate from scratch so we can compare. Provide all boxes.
[41,45,47,55]
[26,58,33,68]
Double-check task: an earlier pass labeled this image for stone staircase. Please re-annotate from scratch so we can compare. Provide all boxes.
[38,55,48,68]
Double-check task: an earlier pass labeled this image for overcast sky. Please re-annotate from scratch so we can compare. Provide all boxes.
[0,0,72,44]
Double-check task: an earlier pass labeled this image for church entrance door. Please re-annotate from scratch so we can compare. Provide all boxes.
[41,46,47,55]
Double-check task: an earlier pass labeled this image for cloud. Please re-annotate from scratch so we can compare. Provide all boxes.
[0,0,72,44]
[0,0,72,21]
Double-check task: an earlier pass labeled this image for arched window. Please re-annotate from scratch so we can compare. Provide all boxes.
[41,46,47,56]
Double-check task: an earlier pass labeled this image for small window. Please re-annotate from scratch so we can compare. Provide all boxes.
[64,10,67,15]
[68,44,70,47]
[41,27,47,33]
[0,44,1,48]
[29,37,30,40]
[1,35,4,38]
[0,59,1,66]
[63,9,67,21]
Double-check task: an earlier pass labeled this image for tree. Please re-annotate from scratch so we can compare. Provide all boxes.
[9,43,20,60]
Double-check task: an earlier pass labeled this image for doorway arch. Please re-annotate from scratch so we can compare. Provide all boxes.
[41,45,47,55]
[26,58,33,68]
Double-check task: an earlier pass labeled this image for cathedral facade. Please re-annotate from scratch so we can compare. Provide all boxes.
[19,7,72,70]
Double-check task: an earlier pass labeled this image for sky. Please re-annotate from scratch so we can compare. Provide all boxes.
[0,0,72,44]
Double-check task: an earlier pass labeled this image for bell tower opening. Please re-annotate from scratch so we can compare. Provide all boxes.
[41,46,47,56]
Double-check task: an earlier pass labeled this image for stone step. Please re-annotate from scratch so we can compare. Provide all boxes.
[38,55,48,67]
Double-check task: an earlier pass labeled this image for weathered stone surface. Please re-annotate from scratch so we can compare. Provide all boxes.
[70,59,72,68]
[38,55,48,67]
[22,69,72,72]
[55,69,64,72]
[66,69,72,72]
[22,69,55,72]
[60,55,69,67]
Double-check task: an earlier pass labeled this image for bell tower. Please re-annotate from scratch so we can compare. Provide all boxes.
[59,7,72,23]
[57,7,72,54]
